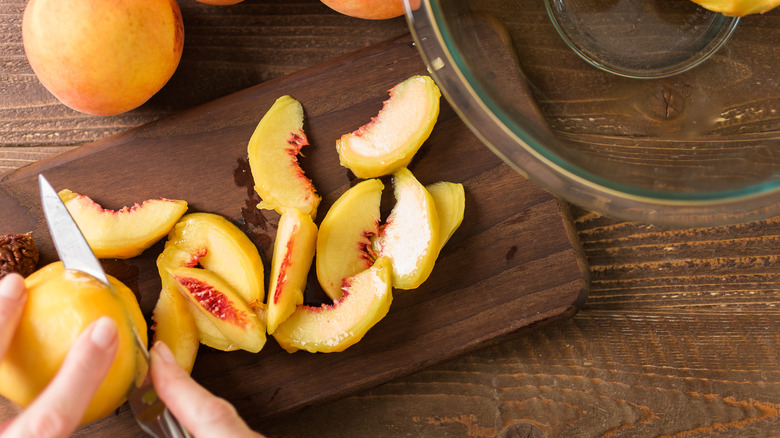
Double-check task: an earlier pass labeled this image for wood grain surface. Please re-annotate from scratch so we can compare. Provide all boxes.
[1,1,779,437]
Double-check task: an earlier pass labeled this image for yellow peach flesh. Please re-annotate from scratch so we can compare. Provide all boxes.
[273,257,393,353]
[59,189,188,259]
[248,95,321,218]
[316,178,384,300]
[337,75,440,178]
[374,168,439,289]
[171,267,266,353]
[266,207,318,334]
[425,181,465,251]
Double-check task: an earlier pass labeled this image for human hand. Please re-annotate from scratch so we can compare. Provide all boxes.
[150,341,265,438]
[0,273,119,437]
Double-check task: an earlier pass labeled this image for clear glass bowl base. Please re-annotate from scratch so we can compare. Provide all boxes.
[545,0,740,79]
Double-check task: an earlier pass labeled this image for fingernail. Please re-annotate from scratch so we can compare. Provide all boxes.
[0,273,24,301]
[152,341,176,364]
[90,317,118,349]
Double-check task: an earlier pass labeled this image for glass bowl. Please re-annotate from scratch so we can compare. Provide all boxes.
[405,0,780,226]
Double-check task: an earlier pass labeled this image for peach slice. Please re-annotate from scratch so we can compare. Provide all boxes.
[426,181,465,251]
[248,95,321,219]
[153,213,265,353]
[336,75,441,178]
[266,208,318,334]
[374,168,440,289]
[152,244,204,370]
[58,189,187,259]
[316,178,384,300]
[273,257,393,353]
[170,267,266,353]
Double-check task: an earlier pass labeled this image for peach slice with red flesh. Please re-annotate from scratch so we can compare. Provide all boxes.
[266,207,318,334]
[272,257,393,353]
[336,75,441,179]
[248,95,321,219]
[373,168,440,290]
[153,212,265,357]
[58,189,187,259]
[315,178,384,300]
[170,267,266,353]
[425,181,465,251]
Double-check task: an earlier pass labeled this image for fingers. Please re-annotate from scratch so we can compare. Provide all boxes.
[3,317,118,438]
[150,341,263,438]
[0,273,27,360]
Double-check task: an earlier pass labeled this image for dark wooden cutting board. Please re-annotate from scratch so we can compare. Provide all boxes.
[0,34,589,435]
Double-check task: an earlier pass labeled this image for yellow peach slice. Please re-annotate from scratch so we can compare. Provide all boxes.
[154,213,264,352]
[58,189,187,259]
[0,262,147,425]
[273,257,393,353]
[170,267,266,353]
[425,181,465,251]
[336,75,441,178]
[316,178,384,300]
[266,208,318,334]
[152,244,204,369]
[165,213,265,306]
[374,168,440,289]
[248,95,321,218]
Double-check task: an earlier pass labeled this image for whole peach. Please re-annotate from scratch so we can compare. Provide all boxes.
[320,0,406,20]
[22,0,184,116]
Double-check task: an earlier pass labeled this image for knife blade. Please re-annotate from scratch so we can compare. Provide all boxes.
[38,174,190,438]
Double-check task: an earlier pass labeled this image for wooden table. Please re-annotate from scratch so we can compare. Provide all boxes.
[1,1,778,436]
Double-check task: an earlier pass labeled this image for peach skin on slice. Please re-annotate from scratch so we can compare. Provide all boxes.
[316,178,384,300]
[374,168,440,290]
[336,75,441,179]
[273,257,393,353]
[248,95,321,219]
[266,207,318,334]
[425,181,465,251]
[58,189,187,259]
[170,267,266,353]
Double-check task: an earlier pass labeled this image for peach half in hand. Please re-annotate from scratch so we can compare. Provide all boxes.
[426,181,465,251]
[316,178,384,300]
[170,267,266,353]
[337,75,441,179]
[58,189,187,259]
[0,262,147,425]
[248,95,321,219]
[273,257,393,353]
[373,168,440,290]
[266,207,318,334]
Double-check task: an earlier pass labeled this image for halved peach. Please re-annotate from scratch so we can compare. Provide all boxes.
[336,75,441,178]
[248,95,321,219]
[154,213,264,352]
[273,257,393,353]
[426,181,465,251]
[374,168,440,289]
[0,262,147,425]
[316,178,384,300]
[170,267,266,353]
[58,189,187,259]
[266,208,318,334]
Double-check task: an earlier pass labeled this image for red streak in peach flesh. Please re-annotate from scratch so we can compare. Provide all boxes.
[272,225,299,304]
[287,129,308,156]
[176,276,247,325]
